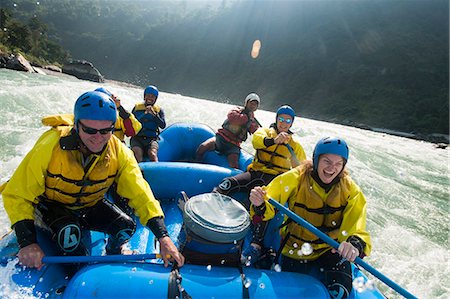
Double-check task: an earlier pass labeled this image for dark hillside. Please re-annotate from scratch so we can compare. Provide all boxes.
[2,0,448,136]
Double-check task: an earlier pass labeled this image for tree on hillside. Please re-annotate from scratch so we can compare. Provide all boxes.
[4,19,32,52]
[0,8,69,64]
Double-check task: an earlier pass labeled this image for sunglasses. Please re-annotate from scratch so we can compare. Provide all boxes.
[278,117,292,124]
[78,121,114,135]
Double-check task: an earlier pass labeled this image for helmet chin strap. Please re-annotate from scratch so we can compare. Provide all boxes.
[311,168,344,193]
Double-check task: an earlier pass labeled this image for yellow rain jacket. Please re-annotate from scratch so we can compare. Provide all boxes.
[113,109,142,141]
[251,162,371,260]
[249,127,306,175]
[41,112,141,142]
[2,117,163,228]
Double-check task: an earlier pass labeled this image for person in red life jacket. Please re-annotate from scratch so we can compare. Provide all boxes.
[95,87,142,143]
[248,137,371,299]
[130,85,166,162]
[196,93,261,169]
[1,91,184,270]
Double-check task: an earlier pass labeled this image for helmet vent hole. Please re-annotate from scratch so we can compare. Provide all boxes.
[98,100,104,108]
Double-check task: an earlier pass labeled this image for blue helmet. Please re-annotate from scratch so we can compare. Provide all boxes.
[276,105,295,123]
[144,85,159,98]
[94,87,113,97]
[74,91,117,128]
[313,137,349,170]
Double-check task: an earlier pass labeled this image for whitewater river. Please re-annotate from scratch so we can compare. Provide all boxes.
[0,69,448,298]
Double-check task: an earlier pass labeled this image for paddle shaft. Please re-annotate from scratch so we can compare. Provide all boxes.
[285,143,300,166]
[1,253,161,265]
[268,198,417,299]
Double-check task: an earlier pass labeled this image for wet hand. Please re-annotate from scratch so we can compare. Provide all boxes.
[17,243,45,270]
[145,106,156,115]
[274,132,291,144]
[159,236,185,267]
[112,95,121,108]
[249,187,266,207]
[332,241,359,262]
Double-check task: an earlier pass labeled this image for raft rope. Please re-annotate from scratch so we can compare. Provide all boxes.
[168,265,192,299]
[238,266,250,299]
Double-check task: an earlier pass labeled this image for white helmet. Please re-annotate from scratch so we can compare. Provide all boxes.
[244,93,260,106]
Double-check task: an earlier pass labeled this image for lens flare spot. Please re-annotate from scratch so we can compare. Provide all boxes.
[251,39,262,59]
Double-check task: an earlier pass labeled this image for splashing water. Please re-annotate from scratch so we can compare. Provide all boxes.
[0,69,448,298]
[301,243,313,256]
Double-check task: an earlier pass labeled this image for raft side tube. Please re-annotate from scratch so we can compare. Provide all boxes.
[157,122,253,171]
[140,162,243,199]
[158,123,215,162]
[62,262,330,299]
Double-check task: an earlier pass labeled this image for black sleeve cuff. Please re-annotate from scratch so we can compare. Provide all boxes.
[263,138,275,147]
[117,106,130,119]
[347,235,366,257]
[253,203,266,216]
[13,220,37,248]
[146,216,169,240]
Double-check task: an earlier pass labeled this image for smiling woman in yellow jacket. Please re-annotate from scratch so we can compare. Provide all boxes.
[249,137,371,299]
[2,90,184,270]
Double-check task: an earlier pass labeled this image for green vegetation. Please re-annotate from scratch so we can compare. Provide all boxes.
[0,6,69,65]
[2,0,448,135]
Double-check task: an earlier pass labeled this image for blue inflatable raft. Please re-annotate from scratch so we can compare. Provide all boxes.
[0,123,385,299]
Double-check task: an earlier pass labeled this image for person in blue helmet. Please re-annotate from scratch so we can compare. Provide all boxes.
[94,87,142,142]
[130,85,166,162]
[1,91,184,270]
[248,137,371,299]
[215,105,306,204]
[213,105,307,266]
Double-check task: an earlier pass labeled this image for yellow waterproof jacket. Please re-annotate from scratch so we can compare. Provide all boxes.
[249,127,306,175]
[41,112,141,142]
[2,119,163,228]
[113,110,142,141]
[251,162,371,260]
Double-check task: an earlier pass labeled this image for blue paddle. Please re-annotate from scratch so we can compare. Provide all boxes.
[268,198,417,299]
[285,143,300,166]
[1,253,161,265]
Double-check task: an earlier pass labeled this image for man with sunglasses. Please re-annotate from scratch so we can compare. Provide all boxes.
[213,105,306,266]
[2,90,184,270]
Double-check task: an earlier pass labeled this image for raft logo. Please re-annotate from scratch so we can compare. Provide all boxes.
[116,228,134,243]
[328,283,349,299]
[58,224,81,252]
[218,179,232,191]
